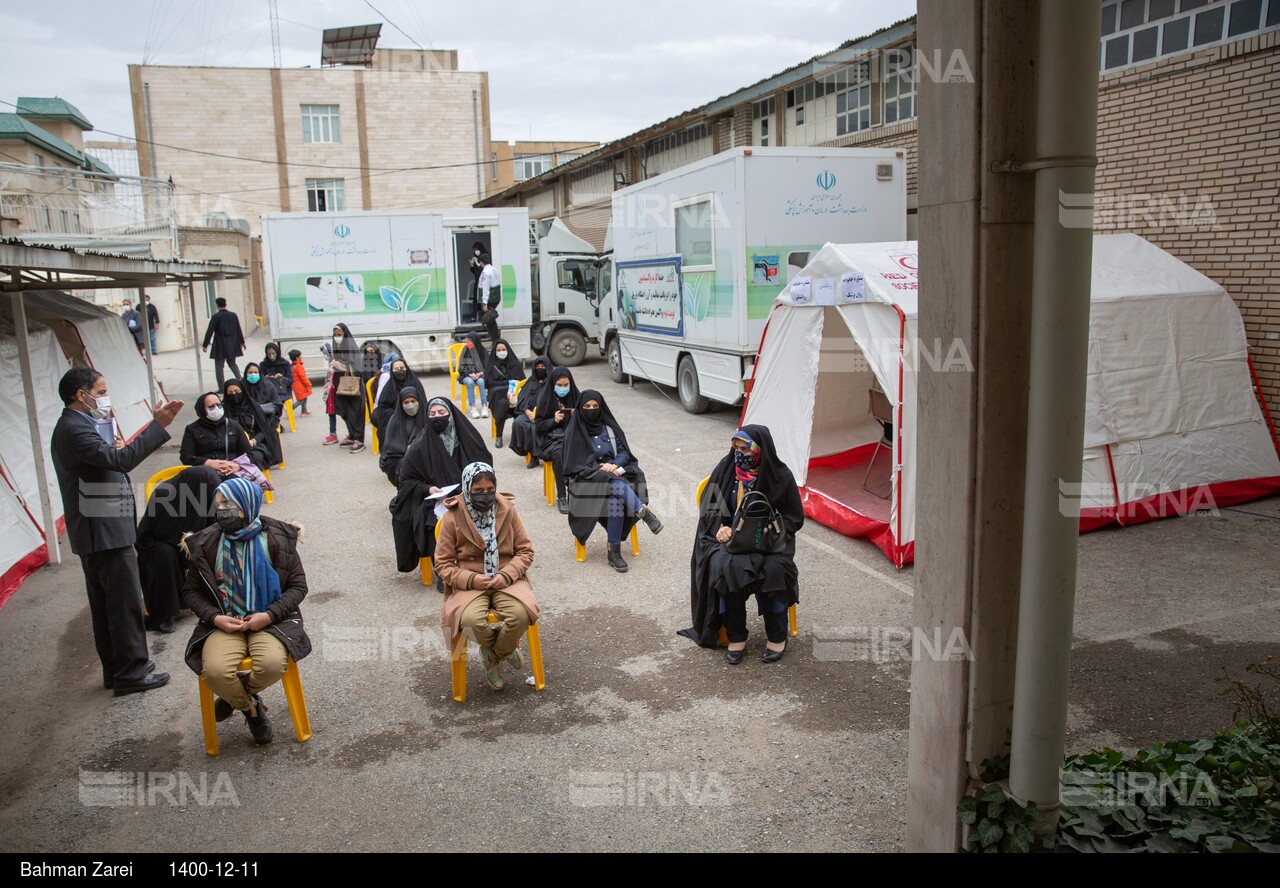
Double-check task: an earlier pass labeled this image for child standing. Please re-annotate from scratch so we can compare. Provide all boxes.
[288,349,313,416]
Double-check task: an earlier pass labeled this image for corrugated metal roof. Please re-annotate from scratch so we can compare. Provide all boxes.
[83,153,117,178]
[15,96,93,130]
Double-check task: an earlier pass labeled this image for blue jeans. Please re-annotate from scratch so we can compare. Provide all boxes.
[605,478,644,545]
[462,376,486,408]
[149,329,157,354]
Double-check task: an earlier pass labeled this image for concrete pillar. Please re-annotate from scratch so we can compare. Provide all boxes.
[907,0,1040,851]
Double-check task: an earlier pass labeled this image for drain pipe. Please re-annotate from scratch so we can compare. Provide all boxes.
[1007,0,1100,826]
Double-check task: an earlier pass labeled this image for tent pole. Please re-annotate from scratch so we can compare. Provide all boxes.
[1007,0,1100,828]
[187,282,205,393]
[9,287,62,566]
[140,287,159,408]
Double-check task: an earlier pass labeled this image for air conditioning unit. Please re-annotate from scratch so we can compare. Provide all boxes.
[876,163,895,181]
[203,212,231,228]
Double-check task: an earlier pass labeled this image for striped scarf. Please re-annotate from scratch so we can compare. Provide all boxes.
[213,477,282,617]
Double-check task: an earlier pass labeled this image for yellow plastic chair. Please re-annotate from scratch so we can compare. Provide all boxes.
[283,398,296,433]
[543,461,556,506]
[451,612,546,703]
[144,465,188,501]
[263,469,274,505]
[447,343,467,410]
[696,475,798,644]
[365,377,380,455]
[198,655,311,756]
[575,525,639,563]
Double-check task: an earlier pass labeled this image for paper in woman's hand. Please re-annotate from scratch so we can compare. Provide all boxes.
[427,484,459,500]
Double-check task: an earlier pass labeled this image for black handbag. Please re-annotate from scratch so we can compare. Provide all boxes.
[726,489,787,555]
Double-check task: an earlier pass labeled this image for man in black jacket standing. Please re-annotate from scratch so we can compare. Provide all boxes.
[50,367,185,695]
[143,293,160,355]
[201,297,246,387]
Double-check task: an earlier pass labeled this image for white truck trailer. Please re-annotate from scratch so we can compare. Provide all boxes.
[605,147,907,412]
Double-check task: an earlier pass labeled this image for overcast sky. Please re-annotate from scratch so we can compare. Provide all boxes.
[1,0,916,147]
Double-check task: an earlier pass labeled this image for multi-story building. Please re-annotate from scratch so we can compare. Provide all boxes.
[128,48,498,234]
[478,3,1280,416]
[484,140,599,198]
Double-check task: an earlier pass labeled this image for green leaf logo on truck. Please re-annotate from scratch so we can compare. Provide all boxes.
[378,274,433,313]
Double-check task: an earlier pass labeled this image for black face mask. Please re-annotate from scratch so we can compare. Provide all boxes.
[579,407,603,428]
[393,369,407,382]
[429,415,451,434]
[534,366,547,380]
[215,508,245,532]
[226,392,246,405]
[470,491,497,511]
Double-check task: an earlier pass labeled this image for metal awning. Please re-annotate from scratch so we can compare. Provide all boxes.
[321,24,382,67]
[1,241,250,570]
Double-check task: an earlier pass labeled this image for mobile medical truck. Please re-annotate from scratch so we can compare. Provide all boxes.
[529,217,611,367]
[605,147,907,412]
[261,208,535,375]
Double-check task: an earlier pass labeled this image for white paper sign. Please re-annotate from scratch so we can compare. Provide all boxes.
[815,278,837,305]
[840,272,867,303]
[790,276,812,304]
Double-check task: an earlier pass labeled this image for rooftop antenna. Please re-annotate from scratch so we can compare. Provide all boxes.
[269,0,282,67]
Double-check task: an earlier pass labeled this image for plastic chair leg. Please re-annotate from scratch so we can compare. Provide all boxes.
[717,626,729,647]
[451,635,468,703]
[544,461,555,506]
[575,539,586,562]
[789,604,798,638]
[285,400,296,433]
[629,525,640,557]
[527,622,546,691]
[280,657,311,742]
[372,428,380,456]
[420,557,433,585]
[198,674,220,756]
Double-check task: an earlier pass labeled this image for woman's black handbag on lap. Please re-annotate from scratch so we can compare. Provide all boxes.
[726,489,787,555]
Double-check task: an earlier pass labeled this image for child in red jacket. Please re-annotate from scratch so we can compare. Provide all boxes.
[288,349,313,416]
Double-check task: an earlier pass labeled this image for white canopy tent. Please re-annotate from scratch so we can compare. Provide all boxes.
[741,235,1280,567]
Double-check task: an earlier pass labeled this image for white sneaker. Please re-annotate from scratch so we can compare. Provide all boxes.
[469,407,480,419]
[481,406,490,418]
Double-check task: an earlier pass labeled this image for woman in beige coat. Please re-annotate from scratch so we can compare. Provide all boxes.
[435,461,539,690]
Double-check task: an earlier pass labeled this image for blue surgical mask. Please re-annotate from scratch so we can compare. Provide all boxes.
[554,385,570,398]
[246,373,261,384]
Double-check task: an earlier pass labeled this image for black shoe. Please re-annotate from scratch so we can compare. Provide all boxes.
[244,696,273,744]
[638,506,663,535]
[526,458,541,469]
[557,496,569,514]
[213,697,236,722]
[113,671,171,696]
[762,645,786,664]
[495,437,504,449]
[156,618,178,634]
[725,647,746,665]
[104,659,156,689]
[607,543,629,572]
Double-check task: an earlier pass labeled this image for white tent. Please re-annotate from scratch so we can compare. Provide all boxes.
[0,317,68,599]
[741,235,1280,567]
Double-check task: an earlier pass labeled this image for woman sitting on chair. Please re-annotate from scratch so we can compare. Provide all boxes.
[180,392,250,476]
[378,385,426,486]
[223,379,282,470]
[137,465,222,633]
[678,425,803,664]
[394,397,492,585]
[241,362,281,419]
[484,338,524,450]
[533,367,580,513]
[371,357,420,445]
[509,356,551,468]
[458,332,489,420]
[562,390,663,572]
[435,461,538,692]
[181,477,311,744]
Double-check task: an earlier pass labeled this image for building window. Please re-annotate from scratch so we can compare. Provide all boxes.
[301,104,341,143]
[882,44,916,125]
[835,78,871,136]
[306,178,345,212]
[674,195,715,271]
[751,98,775,146]
[515,154,552,181]
[491,153,498,181]
[1102,0,1279,70]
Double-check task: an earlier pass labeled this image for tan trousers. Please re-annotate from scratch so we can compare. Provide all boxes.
[202,629,287,711]
[460,592,531,660]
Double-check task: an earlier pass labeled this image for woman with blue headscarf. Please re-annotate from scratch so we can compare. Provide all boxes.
[434,461,538,692]
[181,477,311,744]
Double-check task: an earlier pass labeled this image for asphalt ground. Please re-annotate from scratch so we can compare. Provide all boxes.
[0,333,1276,852]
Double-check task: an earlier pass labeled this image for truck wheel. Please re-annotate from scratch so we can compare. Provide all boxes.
[677,355,710,414]
[549,328,586,367]
[607,338,625,383]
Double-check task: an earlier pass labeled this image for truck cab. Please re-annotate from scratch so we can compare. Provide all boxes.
[530,218,609,367]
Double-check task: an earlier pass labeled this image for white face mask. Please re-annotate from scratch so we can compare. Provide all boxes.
[82,391,111,420]
[206,406,225,422]
[334,334,344,342]
[474,250,481,256]
[403,402,420,417]
[495,349,508,359]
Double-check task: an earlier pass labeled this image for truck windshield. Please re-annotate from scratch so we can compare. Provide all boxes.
[557,259,597,295]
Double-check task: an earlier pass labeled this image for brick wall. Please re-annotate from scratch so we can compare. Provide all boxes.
[1096,30,1280,418]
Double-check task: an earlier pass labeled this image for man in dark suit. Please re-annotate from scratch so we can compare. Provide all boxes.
[201,297,246,387]
[50,367,185,695]
[143,293,160,355]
